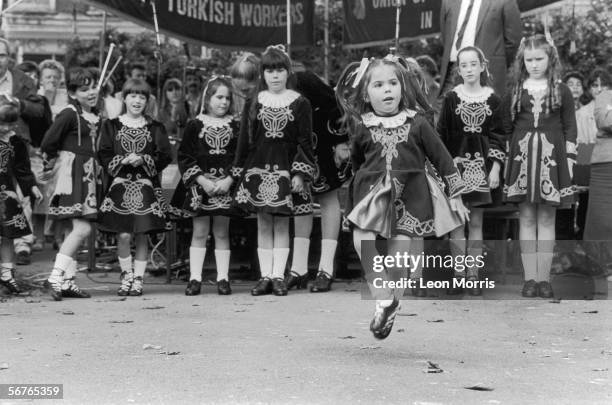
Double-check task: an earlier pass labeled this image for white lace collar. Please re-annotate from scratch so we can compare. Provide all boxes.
[197,114,232,128]
[258,90,301,108]
[361,109,417,128]
[65,105,100,125]
[118,114,146,128]
[523,80,549,94]
[454,85,494,103]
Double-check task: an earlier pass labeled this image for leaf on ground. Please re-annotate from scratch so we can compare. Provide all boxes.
[159,351,180,356]
[25,298,41,303]
[427,319,444,323]
[234,309,247,312]
[583,310,598,314]
[398,313,418,317]
[339,336,356,339]
[396,329,406,333]
[62,311,75,315]
[464,385,494,391]
[0,363,8,370]
[424,361,443,373]
[110,320,134,324]
[142,306,165,310]
[360,345,381,350]
[142,344,162,350]
[344,289,358,292]
[549,299,562,303]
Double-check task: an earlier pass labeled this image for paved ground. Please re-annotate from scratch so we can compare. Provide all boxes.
[1,249,611,405]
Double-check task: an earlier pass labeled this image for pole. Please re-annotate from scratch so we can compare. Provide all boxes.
[323,0,329,83]
[151,0,163,104]
[286,0,291,56]
[98,11,107,72]
[394,0,401,52]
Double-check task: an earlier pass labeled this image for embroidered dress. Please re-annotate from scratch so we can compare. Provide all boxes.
[295,71,350,194]
[232,90,316,216]
[503,82,577,206]
[437,85,505,206]
[347,110,466,238]
[174,114,241,217]
[0,132,35,238]
[97,115,172,234]
[41,99,102,220]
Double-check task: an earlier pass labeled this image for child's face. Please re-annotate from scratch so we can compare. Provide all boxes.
[207,85,231,118]
[566,77,584,101]
[73,82,98,109]
[523,47,549,80]
[166,84,183,104]
[263,68,288,94]
[232,77,256,99]
[366,65,401,116]
[590,78,609,97]
[124,93,147,117]
[457,50,484,86]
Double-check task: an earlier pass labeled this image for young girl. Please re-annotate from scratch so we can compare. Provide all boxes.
[176,76,238,296]
[232,45,315,297]
[42,67,102,301]
[339,56,468,339]
[0,96,43,294]
[98,79,172,297]
[503,35,577,298]
[437,46,505,296]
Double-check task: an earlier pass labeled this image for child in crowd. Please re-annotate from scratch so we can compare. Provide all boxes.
[232,45,316,297]
[338,55,468,339]
[42,67,102,301]
[437,46,505,296]
[98,79,172,297]
[0,96,43,294]
[503,35,577,298]
[176,76,239,296]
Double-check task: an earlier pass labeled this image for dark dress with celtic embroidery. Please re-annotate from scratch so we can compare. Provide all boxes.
[175,114,240,217]
[347,110,466,238]
[41,100,101,220]
[232,90,316,216]
[0,133,34,238]
[295,71,350,194]
[503,83,577,206]
[97,116,171,234]
[437,86,505,206]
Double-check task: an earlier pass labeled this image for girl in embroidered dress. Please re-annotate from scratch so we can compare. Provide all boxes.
[0,96,43,294]
[42,68,102,301]
[437,46,506,296]
[232,45,316,297]
[339,56,468,339]
[177,76,238,296]
[98,79,171,297]
[503,35,577,299]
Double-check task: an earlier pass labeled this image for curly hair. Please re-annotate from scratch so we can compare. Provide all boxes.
[509,35,563,122]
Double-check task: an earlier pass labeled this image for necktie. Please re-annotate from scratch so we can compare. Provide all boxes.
[455,0,476,51]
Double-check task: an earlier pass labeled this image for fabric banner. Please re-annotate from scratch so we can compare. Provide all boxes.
[342,0,565,48]
[85,0,314,50]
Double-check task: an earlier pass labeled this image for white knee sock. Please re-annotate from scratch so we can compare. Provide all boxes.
[49,253,72,281]
[118,255,133,274]
[272,248,290,279]
[290,237,310,276]
[466,247,483,279]
[536,252,554,282]
[319,239,337,275]
[1,263,14,281]
[189,247,206,281]
[61,259,78,289]
[521,253,538,281]
[215,249,231,281]
[134,260,147,279]
[257,248,273,278]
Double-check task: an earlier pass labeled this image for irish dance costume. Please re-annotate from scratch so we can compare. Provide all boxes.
[41,99,102,300]
[176,113,240,294]
[437,85,505,206]
[0,131,36,294]
[98,114,172,296]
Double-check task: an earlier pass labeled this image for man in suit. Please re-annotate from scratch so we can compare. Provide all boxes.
[437,0,522,107]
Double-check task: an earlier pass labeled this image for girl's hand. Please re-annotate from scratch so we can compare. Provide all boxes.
[333,142,351,168]
[214,177,233,195]
[291,174,305,193]
[31,185,43,204]
[121,154,132,165]
[130,154,144,167]
[450,196,470,223]
[488,168,500,190]
[198,176,217,196]
[567,158,575,179]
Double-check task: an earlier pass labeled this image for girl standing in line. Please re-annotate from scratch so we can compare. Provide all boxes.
[503,35,577,298]
[339,56,468,339]
[437,46,505,296]
[98,79,171,297]
[42,67,102,301]
[177,76,239,296]
[232,45,316,297]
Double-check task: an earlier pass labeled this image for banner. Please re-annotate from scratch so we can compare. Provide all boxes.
[86,0,314,50]
[342,0,565,49]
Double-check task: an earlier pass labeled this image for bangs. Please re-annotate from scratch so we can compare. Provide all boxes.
[261,49,290,72]
[122,79,151,99]
[66,68,95,93]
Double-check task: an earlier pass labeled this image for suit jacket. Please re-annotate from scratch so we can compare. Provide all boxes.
[438,0,522,97]
[10,68,50,146]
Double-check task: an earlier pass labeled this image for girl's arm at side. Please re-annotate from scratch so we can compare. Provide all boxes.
[11,135,36,196]
[149,122,172,175]
[559,84,577,161]
[594,90,612,136]
[230,99,253,181]
[177,120,205,187]
[40,107,74,158]
[97,119,123,177]
[291,97,316,182]
[487,95,507,164]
